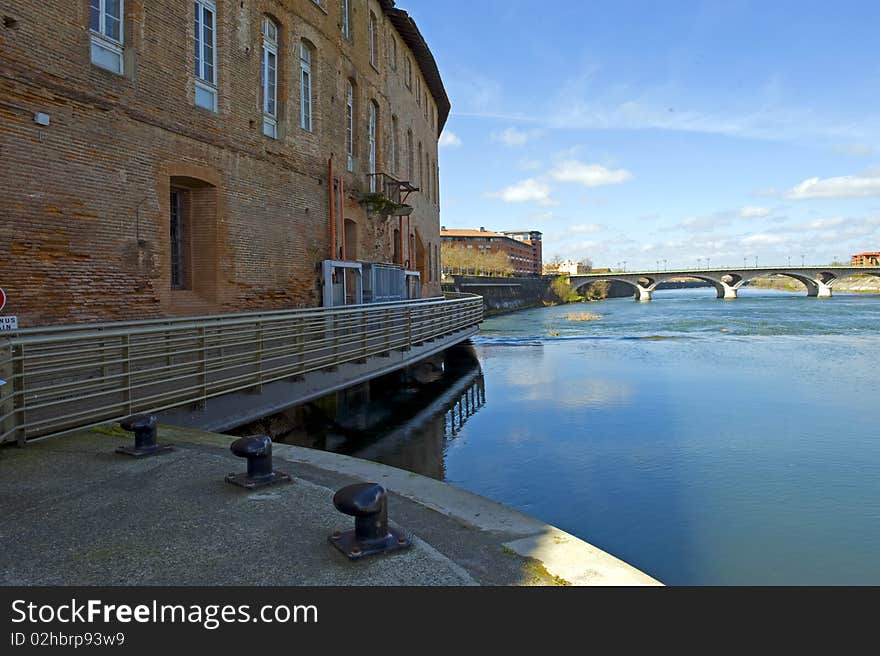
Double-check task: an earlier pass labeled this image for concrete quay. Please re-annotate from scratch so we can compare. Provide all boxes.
[0,427,660,587]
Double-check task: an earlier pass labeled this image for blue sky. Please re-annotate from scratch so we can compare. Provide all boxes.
[405,0,880,269]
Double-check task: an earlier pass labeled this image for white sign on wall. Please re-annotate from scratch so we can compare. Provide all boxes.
[0,316,18,332]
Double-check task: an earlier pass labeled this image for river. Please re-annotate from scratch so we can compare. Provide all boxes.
[282,287,880,585]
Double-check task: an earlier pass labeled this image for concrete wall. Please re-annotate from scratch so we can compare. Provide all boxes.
[0,0,443,327]
[442,276,551,315]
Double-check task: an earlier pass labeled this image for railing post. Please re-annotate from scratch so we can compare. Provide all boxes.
[198,326,208,408]
[361,309,368,359]
[121,334,132,418]
[255,320,264,393]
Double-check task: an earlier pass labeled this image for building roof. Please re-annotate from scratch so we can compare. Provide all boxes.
[440,229,509,239]
[381,2,451,136]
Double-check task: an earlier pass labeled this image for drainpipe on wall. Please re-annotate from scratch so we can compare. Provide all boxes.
[340,175,346,261]
[329,157,336,261]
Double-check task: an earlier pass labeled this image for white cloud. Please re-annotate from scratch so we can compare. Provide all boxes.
[527,211,555,221]
[550,160,632,187]
[786,174,880,199]
[487,178,556,205]
[804,217,845,230]
[742,233,786,246]
[740,206,770,218]
[492,127,542,146]
[438,131,462,148]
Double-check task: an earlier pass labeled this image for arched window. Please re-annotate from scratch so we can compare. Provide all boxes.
[368,101,378,192]
[300,40,314,131]
[261,16,279,138]
[369,11,378,68]
[194,0,218,111]
[418,141,423,188]
[346,81,355,171]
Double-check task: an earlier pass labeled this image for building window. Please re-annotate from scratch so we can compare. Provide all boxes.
[89,0,124,74]
[391,115,399,175]
[368,101,378,192]
[261,16,279,138]
[341,0,350,40]
[170,189,187,289]
[369,11,378,68]
[390,37,397,70]
[418,141,423,187]
[416,77,421,105]
[346,81,355,171]
[300,41,313,131]
[405,57,412,89]
[424,92,428,119]
[406,129,414,180]
[194,0,218,112]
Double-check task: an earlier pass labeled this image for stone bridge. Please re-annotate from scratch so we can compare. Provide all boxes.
[570,266,880,301]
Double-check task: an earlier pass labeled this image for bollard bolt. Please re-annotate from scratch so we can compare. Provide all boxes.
[225,435,291,490]
[116,415,174,458]
[328,482,411,560]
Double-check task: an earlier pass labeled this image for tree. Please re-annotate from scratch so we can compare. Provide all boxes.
[441,243,513,277]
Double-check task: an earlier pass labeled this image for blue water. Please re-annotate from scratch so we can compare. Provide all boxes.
[444,288,880,584]
[290,286,880,584]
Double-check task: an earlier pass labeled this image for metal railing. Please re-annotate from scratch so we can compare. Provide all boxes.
[0,294,483,444]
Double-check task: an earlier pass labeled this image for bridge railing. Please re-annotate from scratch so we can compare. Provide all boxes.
[0,294,483,444]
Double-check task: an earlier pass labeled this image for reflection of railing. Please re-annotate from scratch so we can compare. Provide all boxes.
[445,374,486,438]
[0,294,483,444]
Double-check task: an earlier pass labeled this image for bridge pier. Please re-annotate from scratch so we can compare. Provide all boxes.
[636,286,653,302]
[809,282,833,298]
[716,283,738,300]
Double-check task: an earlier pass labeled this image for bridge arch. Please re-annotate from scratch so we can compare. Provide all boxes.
[572,277,651,302]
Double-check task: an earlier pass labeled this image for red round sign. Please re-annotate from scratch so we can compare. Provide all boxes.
[0,288,5,313]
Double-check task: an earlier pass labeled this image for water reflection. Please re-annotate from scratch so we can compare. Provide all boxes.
[278,345,486,480]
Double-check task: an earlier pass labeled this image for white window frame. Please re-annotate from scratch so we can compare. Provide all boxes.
[261,17,279,138]
[346,82,355,172]
[194,0,218,112]
[341,0,351,40]
[89,0,124,74]
[368,102,377,192]
[300,42,313,132]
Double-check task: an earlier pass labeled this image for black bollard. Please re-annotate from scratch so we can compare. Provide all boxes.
[329,482,411,560]
[116,415,174,458]
[225,435,291,489]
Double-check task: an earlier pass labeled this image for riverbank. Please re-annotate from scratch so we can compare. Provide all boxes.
[0,426,659,586]
[442,276,632,317]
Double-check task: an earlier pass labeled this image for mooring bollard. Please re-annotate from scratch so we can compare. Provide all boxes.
[329,482,411,560]
[225,435,291,489]
[116,415,174,458]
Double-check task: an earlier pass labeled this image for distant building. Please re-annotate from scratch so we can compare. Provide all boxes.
[851,252,880,266]
[440,227,542,276]
[543,259,590,275]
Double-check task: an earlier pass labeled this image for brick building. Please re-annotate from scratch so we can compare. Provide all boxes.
[0,0,447,327]
[851,252,880,266]
[440,227,543,276]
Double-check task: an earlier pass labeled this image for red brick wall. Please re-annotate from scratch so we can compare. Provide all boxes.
[0,0,443,327]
